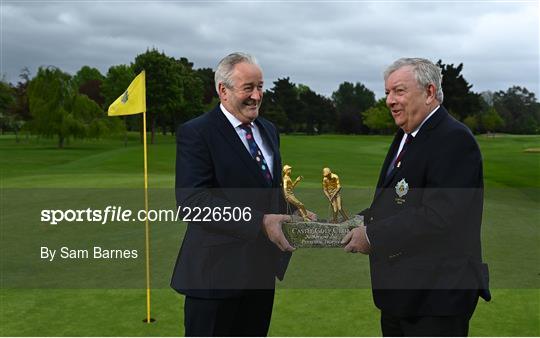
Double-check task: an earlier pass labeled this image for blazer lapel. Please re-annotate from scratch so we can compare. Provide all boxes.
[211,106,273,187]
[373,106,448,202]
[377,130,404,187]
[255,119,281,187]
[372,130,403,202]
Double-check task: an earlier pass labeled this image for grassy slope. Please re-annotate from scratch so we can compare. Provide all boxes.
[1,133,539,336]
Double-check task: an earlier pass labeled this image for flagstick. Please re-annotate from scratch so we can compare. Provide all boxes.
[142,111,154,323]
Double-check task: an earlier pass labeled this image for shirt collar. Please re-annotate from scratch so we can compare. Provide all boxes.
[220,103,254,129]
[409,105,440,137]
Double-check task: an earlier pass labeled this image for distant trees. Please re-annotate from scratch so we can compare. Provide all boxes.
[435,61,538,135]
[195,67,219,111]
[74,66,106,107]
[2,69,31,141]
[437,60,482,121]
[494,86,540,134]
[298,85,336,134]
[479,107,505,133]
[362,98,396,134]
[132,49,203,143]
[27,66,121,148]
[1,55,538,146]
[268,77,304,132]
[261,78,336,134]
[332,82,375,134]
[0,79,16,134]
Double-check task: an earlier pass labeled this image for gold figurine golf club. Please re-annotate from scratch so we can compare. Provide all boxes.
[322,167,349,223]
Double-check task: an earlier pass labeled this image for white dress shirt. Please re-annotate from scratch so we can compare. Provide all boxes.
[220,103,274,178]
[392,105,440,164]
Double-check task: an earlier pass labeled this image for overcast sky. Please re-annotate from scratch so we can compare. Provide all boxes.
[1,1,538,99]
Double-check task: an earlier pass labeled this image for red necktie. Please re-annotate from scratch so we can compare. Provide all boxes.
[392,133,414,169]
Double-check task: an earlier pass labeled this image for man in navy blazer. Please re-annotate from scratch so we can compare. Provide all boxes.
[171,53,298,336]
[342,58,490,336]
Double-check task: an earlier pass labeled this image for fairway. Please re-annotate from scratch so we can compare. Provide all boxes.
[1,133,539,336]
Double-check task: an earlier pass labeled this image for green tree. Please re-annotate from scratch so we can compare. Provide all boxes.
[175,57,204,130]
[74,66,106,106]
[133,49,203,142]
[436,60,482,121]
[494,86,539,134]
[332,82,375,134]
[0,79,15,134]
[463,115,479,134]
[261,101,288,132]
[298,85,335,134]
[195,67,218,106]
[73,66,105,87]
[270,77,303,132]
[362,98,396,134]
[479,107,504,133]
[6,68,32,141]
[28,66,121,148]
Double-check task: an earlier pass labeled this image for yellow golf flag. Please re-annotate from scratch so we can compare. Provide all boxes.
[108,71,146,116]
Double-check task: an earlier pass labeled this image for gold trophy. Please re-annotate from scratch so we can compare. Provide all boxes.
[281,165,362,248]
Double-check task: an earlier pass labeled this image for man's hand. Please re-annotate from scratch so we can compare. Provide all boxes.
[341,225,371,254]
[262,214,295,252]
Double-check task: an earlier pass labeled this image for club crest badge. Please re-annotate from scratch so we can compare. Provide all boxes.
[395,178,408,204]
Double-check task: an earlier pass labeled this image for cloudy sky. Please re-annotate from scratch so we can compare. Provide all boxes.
[1,1,538,99]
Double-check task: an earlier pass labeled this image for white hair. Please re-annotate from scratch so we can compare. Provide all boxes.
[214,52,260,94]
[384,57,444,103]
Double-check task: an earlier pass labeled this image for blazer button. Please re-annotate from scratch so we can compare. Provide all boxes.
[370,216,374,221]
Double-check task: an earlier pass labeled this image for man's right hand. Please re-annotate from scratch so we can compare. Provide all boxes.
[262,214,295,252]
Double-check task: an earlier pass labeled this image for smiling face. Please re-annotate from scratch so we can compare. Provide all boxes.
[385,66,436,133]
[219,62,264,123]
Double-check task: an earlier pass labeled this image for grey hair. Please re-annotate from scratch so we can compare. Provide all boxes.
[384,58,444,103]
[214,52,260,94]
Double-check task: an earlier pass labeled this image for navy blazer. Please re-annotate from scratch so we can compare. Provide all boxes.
[363,106,490,316]
[170,105,290,299]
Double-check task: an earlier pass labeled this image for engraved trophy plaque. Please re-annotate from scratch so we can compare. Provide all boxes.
[281,165,363,248]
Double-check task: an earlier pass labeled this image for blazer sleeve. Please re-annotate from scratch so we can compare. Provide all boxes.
[367,128,483,256]
[175,122,264,241]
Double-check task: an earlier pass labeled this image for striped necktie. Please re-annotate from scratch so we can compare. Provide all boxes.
[239,123,273,186]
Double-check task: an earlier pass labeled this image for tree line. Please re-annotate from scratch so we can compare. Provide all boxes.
[1,48,538,147]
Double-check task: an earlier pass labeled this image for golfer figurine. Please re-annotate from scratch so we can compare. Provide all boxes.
[322,167,349,223]
[282,165,309,221]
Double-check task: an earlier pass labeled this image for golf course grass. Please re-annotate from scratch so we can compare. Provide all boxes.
[1,132,539,336]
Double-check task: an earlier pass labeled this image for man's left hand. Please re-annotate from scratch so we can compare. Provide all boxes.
[342,225,371,254]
